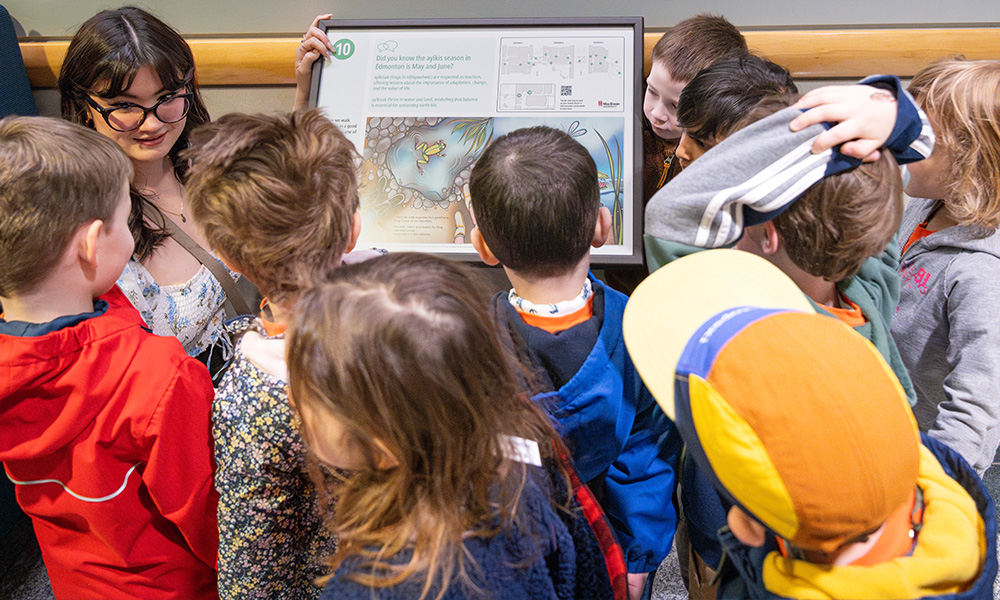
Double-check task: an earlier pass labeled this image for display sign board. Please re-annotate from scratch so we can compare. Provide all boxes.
[309,18,644,264]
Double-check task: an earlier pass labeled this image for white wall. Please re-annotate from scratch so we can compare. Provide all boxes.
[6,0,1000,37]
[9,2,986,119]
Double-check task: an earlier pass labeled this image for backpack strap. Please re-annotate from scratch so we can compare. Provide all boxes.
[141,203,254,318]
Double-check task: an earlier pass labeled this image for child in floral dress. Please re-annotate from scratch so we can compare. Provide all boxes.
[184,110,363,599]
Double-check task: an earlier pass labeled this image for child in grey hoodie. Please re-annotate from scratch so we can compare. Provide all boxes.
[892,58,1000,475]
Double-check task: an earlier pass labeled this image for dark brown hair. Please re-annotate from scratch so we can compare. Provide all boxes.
[57,6,210,260]
[0,116,131,296]
[774,151,903,282]
[184,110,359,307]
[287,253,562,599]
[677,54,797,147]
[469,126,599,277]
[650,14,748,82]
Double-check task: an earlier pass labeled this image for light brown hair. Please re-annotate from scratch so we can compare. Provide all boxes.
[694,90,900,283]
[183,110,359,307]
[908,58,1000,229]
[287,253,562,599]
[0,116,131,297]
[774,151,903,282]
[649,14,748,82]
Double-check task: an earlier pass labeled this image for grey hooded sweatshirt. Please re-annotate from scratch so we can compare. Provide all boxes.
[892,197,1000,474]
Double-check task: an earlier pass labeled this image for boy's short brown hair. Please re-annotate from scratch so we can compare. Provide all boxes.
[469,126,599,278]
[0,116,131,297]
[184,110,360,306]
[774,151,903,282]
[650,14,748,82]
[682,85,902,284]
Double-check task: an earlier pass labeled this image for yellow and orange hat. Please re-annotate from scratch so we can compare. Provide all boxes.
[623,250,920,553]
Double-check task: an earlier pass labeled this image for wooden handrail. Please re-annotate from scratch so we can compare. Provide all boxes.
[20,27,1000,88]
[20,38,301,88]
[739,28,999,79]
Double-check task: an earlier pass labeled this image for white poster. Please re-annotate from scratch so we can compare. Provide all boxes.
[310,19,642,264]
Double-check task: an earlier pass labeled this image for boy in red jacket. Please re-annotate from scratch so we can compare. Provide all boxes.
[0,116,218,599]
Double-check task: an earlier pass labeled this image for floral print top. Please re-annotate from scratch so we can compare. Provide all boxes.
[117,258,228,357]
[213,317,336,600]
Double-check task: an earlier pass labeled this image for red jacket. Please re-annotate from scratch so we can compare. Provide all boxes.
[0,286,219,599]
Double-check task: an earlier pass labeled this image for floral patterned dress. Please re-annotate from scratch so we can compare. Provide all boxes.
[117,258,228,357]
[213,317,336,600]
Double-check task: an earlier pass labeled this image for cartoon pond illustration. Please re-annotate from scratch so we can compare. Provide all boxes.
[356,116,627,248]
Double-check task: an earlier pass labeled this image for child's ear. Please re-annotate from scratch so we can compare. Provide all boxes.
[345,211,362,254]
[761,221,782,255]
[372,438,399,470]
[470,227,500,266]
[738,223,780,257]
[727,506,767,548]
[592,206,613,248]
[79,219,105,269]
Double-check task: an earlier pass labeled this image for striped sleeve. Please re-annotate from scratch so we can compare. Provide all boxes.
[645,75,933,251]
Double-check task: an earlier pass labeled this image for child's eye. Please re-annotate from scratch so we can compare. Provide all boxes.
[691,136,712,150]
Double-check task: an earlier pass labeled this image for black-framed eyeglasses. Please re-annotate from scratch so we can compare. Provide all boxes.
[84,93,193,132]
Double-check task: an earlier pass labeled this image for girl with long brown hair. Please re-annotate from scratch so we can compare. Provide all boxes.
[287,253,617,600]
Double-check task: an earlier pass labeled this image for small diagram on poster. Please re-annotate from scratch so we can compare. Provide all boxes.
[497,37,625,112]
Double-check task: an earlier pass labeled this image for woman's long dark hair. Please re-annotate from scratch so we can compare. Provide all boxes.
[58,6,210,260]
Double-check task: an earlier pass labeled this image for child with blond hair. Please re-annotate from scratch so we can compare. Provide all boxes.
[892,58,1000,475]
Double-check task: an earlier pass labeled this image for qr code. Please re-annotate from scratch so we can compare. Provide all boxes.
[560,85,572,96]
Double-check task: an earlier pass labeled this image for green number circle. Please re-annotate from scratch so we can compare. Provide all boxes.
[332,38,355,60]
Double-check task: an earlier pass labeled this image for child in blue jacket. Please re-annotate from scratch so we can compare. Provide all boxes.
[469,126,682,599]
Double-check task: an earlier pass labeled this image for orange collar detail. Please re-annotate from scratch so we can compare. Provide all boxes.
[259,298,286,337]
[903,220,936,255]
[825,295,865,328]
[518,296,594,334]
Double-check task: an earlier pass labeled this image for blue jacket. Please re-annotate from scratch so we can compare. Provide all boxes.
[319,462,614,600]
[492,275,682,573]
[717,435,997,600]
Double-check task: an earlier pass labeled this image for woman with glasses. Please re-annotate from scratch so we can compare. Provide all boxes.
[58,6,240,376]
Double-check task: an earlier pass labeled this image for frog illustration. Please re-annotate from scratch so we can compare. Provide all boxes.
[415,139,447,174]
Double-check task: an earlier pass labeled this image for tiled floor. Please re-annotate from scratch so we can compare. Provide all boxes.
[0,514,51,600]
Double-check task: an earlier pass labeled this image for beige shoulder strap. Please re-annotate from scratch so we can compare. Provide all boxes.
[141,203,254,318]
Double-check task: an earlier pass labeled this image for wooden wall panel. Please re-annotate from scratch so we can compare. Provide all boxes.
[21,28,1000,88]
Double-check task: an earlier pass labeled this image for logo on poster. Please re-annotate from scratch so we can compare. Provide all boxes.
[333,38,356,60]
